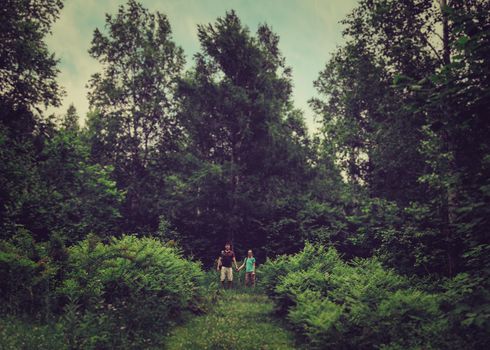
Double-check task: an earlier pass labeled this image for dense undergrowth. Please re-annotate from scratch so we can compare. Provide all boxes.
[0,234,206,349]
[260,243,489,350]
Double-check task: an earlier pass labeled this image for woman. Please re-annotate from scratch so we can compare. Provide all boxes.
[238,249,256,288]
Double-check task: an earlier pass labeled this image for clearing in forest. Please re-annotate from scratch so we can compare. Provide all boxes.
[165,290,297,350]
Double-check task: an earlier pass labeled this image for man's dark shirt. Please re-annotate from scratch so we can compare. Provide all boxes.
[221,250,235,268]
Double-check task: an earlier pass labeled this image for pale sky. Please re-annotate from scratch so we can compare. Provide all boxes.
[46,0,359,132]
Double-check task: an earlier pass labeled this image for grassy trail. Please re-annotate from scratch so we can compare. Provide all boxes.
[165,290,297,350]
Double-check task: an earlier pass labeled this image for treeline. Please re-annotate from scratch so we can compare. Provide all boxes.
[1,0,314,264]
[1,0,489,347]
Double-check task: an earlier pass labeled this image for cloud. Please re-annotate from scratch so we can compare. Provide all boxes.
[45,0,111,122]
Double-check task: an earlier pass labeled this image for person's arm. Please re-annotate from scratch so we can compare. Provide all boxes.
[237,258,245,271]
[233,254,238,269]
[217,257,222,271]
[252,259,256,274]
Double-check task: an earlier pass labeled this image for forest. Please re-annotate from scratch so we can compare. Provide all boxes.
[1,0,489,348]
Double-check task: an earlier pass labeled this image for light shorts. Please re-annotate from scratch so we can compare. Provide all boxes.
[220,266,233,282]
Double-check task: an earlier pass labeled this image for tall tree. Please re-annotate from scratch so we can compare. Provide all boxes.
[87,0,185,231]
[61,104,79,133]
[0,0,63,113]
[0,0,124,244]
[173,11,311,259]
[312,0,490,278]
[0,0,64,240]
[413,0,490,274]
[311,0,441,205]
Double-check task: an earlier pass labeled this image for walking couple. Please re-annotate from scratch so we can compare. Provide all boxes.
[217,242,256,288]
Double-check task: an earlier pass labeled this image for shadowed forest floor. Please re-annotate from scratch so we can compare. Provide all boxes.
[165,290,298,350]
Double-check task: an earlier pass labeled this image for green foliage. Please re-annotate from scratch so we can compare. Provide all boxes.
[0,233,206,349]
[261,244,450,349]
[38,131,124,242]
[61,104,80,133]
[0,316,66,350]
[309,0,490,285]
[173,10,312,259]
[0,122,43,239]
[1,103,123,245]
[1,0,489,348]
[86,0,185,233]
[0,229,58,316]
[0,0,63,110]
[57,235,205,348]
[441,273,490,348]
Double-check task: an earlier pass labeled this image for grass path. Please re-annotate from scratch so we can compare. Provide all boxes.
[165,290,297,350]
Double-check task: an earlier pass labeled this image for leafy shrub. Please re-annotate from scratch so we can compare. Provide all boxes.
[260,243,340,306]
[0,232,207,348]
[376,289,447,349]
[57,235,206,348]
[441,272,490,349]
[259,254,291,299]
[287,290,344,348]
[261,243,450,349]
[0,229,60,316]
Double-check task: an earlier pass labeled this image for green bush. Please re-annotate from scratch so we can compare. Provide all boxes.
[260,243,341,310]
[57,234,205,348]
[261,243,449,349]
[441,272,490,349]
[0,233,207,348]
[287,290,344,348]
[0,229,60,316]
[376,289,447,349]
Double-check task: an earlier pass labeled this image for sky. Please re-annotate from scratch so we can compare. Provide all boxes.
[46,0,359,132]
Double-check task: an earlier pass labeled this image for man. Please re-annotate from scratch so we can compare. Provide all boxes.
[217,242,238,288]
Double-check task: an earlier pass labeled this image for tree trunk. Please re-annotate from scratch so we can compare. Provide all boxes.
[440,0,451,65]
[439,0,456,277]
